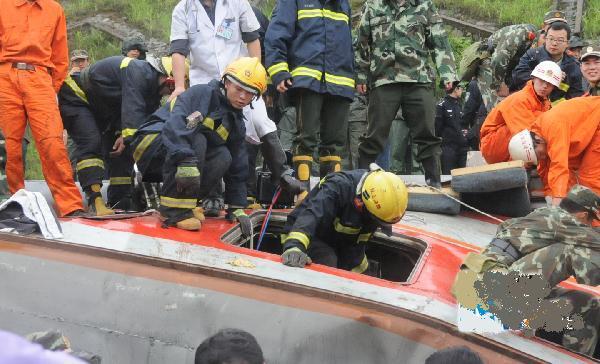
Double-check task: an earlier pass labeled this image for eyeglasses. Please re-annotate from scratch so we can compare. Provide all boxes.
[546,36,567,44]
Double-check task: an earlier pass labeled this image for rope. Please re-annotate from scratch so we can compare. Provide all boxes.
[405,182,504,224]
[257,187,282,251]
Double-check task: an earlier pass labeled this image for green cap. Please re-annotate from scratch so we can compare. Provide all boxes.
[568,36,585,49]
[70,49,89,61]
[567,185,600,213]
[581,44,600,61]
[122,35,148,54]
[543,10,567,24]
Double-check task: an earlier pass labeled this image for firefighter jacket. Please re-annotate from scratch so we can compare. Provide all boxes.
[282,170,380,257]
[83,56,162,139]
[58,73,88,108]
[512,47,584,103]
[264,0,355,100]
[435,95,467,149]
[161,80,248,206]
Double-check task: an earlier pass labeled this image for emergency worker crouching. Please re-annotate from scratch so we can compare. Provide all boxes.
[158,57,267,231]
[74,55,176,211]
[479,61,560,164]
[280,164,408,272]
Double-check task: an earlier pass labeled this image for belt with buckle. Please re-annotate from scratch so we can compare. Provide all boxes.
[12,62,37,71]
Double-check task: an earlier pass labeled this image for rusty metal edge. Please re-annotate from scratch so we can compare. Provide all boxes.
[0,230,556,363]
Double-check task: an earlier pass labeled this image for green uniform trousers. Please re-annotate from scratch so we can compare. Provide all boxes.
[359,83,441,163]
[291,89,349,158]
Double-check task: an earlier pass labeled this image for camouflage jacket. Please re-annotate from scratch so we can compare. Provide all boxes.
[485,206,600,286]
[355,0,457,88]
[485,24,537,89]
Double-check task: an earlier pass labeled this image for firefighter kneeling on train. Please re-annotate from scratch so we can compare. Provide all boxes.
[280,165,408,272]
[149,57,267,231]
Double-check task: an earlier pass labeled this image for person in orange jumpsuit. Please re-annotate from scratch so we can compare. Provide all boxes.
[0,0,83,216]
[509,97,600,209]
[479,61,560,164]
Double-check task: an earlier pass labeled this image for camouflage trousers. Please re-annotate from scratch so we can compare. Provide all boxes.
[453,246,600,356]
[476,59,499,112]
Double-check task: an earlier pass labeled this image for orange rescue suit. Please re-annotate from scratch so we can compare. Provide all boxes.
[0,0,82,216]
[480,80,551,164]
[531,96,600,198]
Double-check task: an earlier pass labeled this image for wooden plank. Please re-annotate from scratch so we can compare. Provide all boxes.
[408,186,459,197]
[451,160,524,177]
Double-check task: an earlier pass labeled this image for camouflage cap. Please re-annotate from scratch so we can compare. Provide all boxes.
[568,36,585,49]
[26,330,72,351]
[70,49,89,61]
[122,35,148,53]
[566,185,600,213]
[581,44,600,60]
[543,10,567,24]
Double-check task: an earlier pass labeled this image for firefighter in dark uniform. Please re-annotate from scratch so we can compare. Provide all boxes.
[58,57,114,215]
[280,165,409,271]
[435,81,468,174]
[76,55,177,210]
[158,57,267,231]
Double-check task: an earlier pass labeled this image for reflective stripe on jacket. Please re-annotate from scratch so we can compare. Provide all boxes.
[265,0,354,100]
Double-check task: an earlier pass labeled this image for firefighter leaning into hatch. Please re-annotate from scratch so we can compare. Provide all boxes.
[70,55,177,212]
[157,57,267,231]
[280,165,408,272]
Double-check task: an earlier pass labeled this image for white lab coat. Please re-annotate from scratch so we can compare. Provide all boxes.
[170,0,276,143]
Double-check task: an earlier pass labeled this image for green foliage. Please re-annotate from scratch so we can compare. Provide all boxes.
[435,0,551,28]
[69,29,121,62]
[584,0,600,39]
[126,0,179,41]
[448,32,474,62]
[25,140,44,180]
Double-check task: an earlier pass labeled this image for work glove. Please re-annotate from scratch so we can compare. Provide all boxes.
[226,208,252,239]
[280,170,306,195]
[175,160,201,195]
[281,246,312,268]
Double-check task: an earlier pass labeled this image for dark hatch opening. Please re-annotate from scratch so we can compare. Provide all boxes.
[221,211,427,283]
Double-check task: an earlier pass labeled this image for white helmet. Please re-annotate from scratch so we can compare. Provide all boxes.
[530,61,562,87]
[508,129,538,165]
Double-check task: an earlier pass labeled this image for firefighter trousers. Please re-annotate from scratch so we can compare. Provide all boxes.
[308,236,369,273]
[0,63,82,216]
[160,133,231,223]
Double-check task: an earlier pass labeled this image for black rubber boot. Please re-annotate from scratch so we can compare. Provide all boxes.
[318,155,342,178]
[358,153,375,170]
[421,156,442,189]
[261,132,305,195]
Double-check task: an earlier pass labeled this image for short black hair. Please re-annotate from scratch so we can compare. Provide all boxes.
[195,329,264,364]
[547,21,571,40]
[425,346,484,364]
[560,197,590,215]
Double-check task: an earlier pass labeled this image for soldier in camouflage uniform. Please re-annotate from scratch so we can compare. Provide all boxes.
[355,0,457,188]
[476,24,538,111]
[453,184,600,357]
[581,45,600,97]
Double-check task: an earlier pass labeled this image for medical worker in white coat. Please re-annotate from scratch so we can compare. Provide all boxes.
[169,0,304,215]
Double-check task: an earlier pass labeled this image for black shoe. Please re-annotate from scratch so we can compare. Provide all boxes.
[421,156,442,189]
[202,198,224,217]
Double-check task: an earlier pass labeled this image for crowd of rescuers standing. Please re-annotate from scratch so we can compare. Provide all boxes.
[0,0,599,356]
